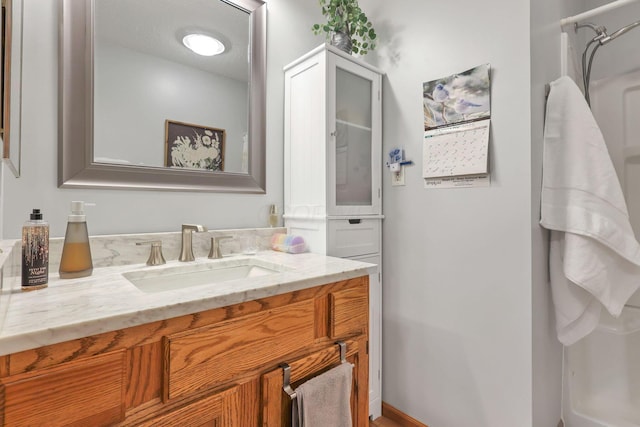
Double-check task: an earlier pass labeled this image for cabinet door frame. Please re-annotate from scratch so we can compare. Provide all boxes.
[260,337,368,427]
[326,52,382,216]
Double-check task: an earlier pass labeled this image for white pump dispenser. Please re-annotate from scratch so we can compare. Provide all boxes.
[59,201,93,279]
[68,201,87,222]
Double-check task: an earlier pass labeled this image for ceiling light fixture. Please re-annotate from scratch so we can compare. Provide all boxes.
[182,33,225,56]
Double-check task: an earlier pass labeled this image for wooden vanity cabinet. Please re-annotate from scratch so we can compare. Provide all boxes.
[0,276,369,426]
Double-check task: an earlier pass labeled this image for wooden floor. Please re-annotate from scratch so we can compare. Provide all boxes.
[370,416,403,427]
[370,402,428,427]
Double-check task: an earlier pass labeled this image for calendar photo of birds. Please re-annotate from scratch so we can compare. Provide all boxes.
[423,64,491,130]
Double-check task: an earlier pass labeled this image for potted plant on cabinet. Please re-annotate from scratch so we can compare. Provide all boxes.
[312,0,377,55]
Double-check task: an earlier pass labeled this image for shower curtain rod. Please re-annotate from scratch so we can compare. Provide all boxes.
[561,0,640,27]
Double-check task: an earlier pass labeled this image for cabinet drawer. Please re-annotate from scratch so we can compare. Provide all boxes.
[165,299,316,401]
[0,351,126,427]
[330,281,369,338]
[328,218,380,257]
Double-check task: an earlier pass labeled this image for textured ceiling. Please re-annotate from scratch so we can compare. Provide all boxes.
[95,0,250,82]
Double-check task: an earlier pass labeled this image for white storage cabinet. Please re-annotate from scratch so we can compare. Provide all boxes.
[283,44,383,419]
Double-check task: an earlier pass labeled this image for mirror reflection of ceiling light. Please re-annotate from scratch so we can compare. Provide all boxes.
[182,33,225,56]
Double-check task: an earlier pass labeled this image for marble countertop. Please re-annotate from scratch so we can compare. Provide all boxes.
[0,250,375,356]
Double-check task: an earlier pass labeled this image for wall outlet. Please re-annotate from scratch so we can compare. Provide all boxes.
[391,167,405,186]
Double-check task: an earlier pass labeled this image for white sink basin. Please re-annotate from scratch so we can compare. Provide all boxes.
[122,258,287,293]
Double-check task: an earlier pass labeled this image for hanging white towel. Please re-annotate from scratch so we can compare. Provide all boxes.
[540,75,640,346]
[292,362,353,427]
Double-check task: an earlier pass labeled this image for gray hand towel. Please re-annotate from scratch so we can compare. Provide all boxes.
[292,362,353,427]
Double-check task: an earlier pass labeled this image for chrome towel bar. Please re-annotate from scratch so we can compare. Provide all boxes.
[281,340,347,401]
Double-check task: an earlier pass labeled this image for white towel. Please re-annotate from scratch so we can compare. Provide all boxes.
[292,362,353,427]
[540,75,640,346]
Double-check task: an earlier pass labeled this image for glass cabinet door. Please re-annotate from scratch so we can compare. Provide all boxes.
[329,54,381,216]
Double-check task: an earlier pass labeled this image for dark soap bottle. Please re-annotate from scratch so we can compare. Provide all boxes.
[22,209,49,290]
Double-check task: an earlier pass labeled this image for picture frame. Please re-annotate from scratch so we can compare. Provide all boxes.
[164,119,225,171]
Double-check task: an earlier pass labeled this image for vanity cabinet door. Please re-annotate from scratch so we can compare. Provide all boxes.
[329,280,369,339]
[0,351,126,427]
[136,393,225,427]
[261,337,368,427]
[136,382,246,427]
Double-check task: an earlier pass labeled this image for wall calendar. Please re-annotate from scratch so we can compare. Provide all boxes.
[422,64,491,188]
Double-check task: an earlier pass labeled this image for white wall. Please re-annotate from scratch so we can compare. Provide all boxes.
[0,0,323,239]
[358,0,587,423]
[358,0,535,425]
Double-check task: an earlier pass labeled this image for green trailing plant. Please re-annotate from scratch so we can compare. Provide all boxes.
[312,0,377,55]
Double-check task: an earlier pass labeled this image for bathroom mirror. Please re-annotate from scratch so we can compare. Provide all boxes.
[59,0,266,192]
[1,0,23,177]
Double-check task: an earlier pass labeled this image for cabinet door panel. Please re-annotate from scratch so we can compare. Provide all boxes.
[350,253,382,418]
[327,52,381,216]
[126,342,163,409]
[135,381,247,427]
[0,351,126,427]
[136,394,222,427]
[166,299,316,401]
[330,282,369,339]
[335,120,373,207]
[261,338,362,427]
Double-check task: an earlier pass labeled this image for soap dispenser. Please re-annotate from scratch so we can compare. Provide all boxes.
[59,201,93,279]
[21,209,50,290]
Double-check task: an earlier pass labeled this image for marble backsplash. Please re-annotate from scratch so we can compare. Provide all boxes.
[3,227,287,278]
[73,227,285,271]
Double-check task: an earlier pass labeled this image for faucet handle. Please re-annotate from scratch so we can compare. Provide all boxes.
[208,235,233,259]
[136,240,166,266]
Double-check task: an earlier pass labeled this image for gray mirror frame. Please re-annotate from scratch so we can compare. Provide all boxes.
[2,0,23,177]
[59,0,266,193]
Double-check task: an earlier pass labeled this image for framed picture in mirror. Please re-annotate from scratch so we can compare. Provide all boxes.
[164,120,225,171]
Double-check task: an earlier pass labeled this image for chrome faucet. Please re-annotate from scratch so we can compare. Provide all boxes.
[179,224,208,262]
